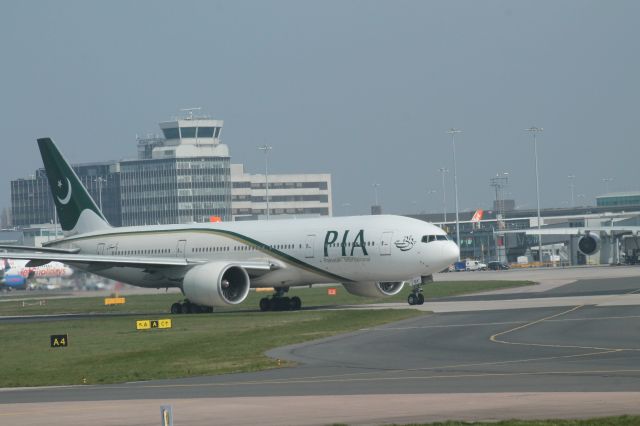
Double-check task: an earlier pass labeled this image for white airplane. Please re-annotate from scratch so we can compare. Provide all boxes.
[0,258,73,290]
[1,138,459,312]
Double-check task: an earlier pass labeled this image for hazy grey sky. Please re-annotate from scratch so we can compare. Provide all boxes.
[1,1,638,217]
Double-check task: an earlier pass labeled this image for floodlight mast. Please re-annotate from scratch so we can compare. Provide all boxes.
[525,126,543,262]
[447,128,462,261]
[439,167,448,223]
[258,144,273,220]
[568,175,576,207]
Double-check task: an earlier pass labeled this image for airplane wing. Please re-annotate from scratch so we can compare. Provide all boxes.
[0,251,279,278]
[0,244,80,254]
[500,226,640,236]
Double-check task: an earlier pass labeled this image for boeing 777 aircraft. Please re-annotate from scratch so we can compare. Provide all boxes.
[1,138,458,312]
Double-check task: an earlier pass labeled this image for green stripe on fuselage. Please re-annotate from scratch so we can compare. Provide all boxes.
[48,228,354,283]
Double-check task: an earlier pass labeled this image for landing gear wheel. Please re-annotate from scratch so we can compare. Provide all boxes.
[417,293,425,305]
[171,302,182,314]
[273,297,289,311]
[290,296,302,311]
[408,294,417,305]
[259,297,271,312]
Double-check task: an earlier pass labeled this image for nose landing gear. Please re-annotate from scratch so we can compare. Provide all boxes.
[259,287,302,312]
[407,275,432,306]
[407,289,425,305]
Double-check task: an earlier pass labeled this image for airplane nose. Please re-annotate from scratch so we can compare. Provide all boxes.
[444,241,459,263]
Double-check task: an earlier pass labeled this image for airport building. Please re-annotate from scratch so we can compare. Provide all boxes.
[9,114,332,228]
[10,162,122,227]
[410,202,640,266]
[121,117,232,225]
[596,191,640,208]
[231,164,332,220]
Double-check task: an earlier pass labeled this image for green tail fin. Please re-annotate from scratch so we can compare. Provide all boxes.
[37,138,110,235]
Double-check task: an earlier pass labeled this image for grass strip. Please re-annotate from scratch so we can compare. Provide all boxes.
[0,309,422,387]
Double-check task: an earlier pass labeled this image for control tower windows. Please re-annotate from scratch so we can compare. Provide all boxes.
[181,127,196,138]
[163,128,179,140]
[197,127,215,138]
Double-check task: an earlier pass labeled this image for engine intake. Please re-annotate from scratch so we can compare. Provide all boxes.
[578,233,601,255]
[342,281,405,297]
[183,262,250,307]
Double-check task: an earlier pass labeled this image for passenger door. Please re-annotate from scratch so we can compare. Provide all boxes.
[305,234,315,258]
[176,240,187,258]
[380,232,393,256]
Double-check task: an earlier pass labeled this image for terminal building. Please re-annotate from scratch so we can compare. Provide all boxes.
[410,198,640,266]
[231,164,332,220]
[9,113,333,230]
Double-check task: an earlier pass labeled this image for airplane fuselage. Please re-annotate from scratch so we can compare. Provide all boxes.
[45,215,457,289]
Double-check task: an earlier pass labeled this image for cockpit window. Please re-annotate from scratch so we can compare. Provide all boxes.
[422,235,448,243]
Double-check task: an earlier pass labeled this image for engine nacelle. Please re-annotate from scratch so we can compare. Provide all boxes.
[342,281,405,297]
[183,262,250,307]
[578,233,601,255]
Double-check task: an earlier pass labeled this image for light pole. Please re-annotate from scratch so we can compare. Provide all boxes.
[426,189,436,214]
[438,167,448,223]
[525,126,543,262]
[447,128,462,261]
[258,144,272,220]
[94,177,105,211]
[568,175,576,207]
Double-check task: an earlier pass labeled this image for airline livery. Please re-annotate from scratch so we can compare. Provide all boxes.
[1,138,459,312]
[0,259,73,290]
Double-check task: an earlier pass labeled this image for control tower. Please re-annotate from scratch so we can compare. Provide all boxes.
[155,109,228,158]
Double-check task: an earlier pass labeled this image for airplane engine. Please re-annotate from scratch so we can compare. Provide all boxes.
[578,233,601,256]
[182,262,250,307]
[342,281,405,297]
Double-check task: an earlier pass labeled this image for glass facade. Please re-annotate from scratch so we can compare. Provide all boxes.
[597,194,640,207]
[11,164,121,227]
[120,156,231,226]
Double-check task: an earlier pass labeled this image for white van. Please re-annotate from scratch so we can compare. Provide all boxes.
[465,260,487,271]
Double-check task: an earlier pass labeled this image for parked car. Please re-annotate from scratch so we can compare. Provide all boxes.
[487,261,510,270]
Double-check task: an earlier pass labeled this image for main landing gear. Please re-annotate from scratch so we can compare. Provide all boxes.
[259,287,302,312]
[407,285,425,306]
[170,299,213,314]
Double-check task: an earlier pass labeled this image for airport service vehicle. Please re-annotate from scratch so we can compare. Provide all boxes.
[0,258,73,290]
[452,260,486,271]
[1,138,459,312]
[465,260,487,271]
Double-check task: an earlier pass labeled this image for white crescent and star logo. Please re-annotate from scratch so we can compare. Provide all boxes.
[56,178,72,205]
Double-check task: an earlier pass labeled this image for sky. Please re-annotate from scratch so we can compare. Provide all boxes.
[1,0,639,217]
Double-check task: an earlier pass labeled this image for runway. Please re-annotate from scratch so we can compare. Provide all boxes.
[2,269,640,425]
